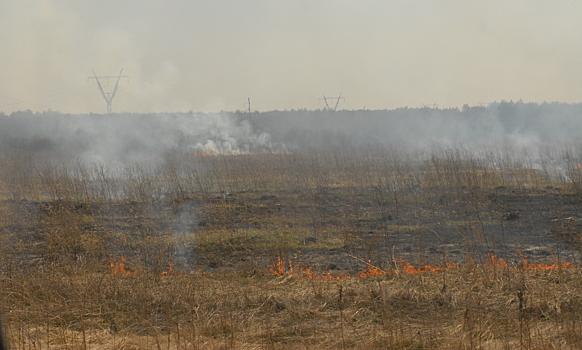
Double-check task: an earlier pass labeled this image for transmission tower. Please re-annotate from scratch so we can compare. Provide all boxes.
[87,69,129,113]
[319,93,345,112]
[420,101,438,109]
[244,97,252,122]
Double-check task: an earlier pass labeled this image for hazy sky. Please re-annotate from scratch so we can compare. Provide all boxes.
[1,0,581,114]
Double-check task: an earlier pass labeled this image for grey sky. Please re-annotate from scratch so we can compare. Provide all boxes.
[1,0,581,113]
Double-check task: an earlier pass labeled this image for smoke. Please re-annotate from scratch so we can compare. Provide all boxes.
[0,111,280,164]
[3,2,582,113]
[1,100,582,165]
[248,101,582,152]
[169,201,200,273]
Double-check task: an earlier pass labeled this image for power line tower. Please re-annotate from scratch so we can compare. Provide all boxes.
[243,97,252,123]
[319,93,345,112]
[87,69,129,113]
[420,101,438,109]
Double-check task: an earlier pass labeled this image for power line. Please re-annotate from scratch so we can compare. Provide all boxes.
[87,69,129,114]
[420,101,438,110]
[319,93,345,112]
[133,82,173,105]
[24,90,94,111]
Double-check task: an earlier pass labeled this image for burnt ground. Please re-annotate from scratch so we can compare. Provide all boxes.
[2,186,582,276]
[384,187,582,267]
[191,186,582,275]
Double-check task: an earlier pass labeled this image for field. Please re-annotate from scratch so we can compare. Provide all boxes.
[2,140,582,349]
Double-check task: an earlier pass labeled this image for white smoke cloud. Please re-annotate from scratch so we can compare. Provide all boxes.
[0,111,279,164]
[4,1,582,113]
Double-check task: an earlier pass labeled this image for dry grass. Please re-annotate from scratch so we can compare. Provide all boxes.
[2,143,582,349]
[4,265,582,349]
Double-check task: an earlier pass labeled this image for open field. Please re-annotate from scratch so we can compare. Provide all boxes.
[2,140,582,349]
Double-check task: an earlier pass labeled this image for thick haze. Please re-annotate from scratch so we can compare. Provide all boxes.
[1,1,582,114]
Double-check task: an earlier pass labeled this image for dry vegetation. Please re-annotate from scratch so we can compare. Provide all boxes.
[2,142,582,349]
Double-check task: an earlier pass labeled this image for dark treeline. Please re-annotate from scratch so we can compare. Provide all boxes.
[245,100,582,149]
[0,100,581,162]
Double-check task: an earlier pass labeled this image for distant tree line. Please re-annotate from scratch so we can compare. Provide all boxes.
[1,100,581,157]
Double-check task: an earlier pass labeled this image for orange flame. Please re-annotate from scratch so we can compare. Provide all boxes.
[487,253,574,271]
[487,254,509,268]
[161,261,175,276]
[270,254,351,280]
[403,262,458,274]
[110,256,132,276]
[270,253,576,280]
[522,261,574,270]
[358,263,387,278]
[270,253,289,276]
[270,255,462,279]
[520,256,575,271]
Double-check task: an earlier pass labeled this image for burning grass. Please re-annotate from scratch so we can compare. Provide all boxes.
[271,253,576,281]
[487,253,575,271]
[109,256,132,276]
[3,143,582,348]
[4,260,582,349]
[270,253,351,280]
